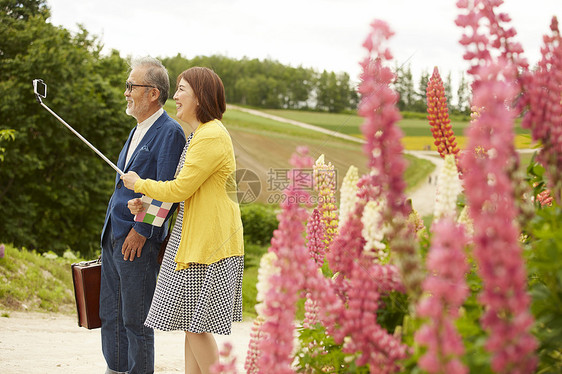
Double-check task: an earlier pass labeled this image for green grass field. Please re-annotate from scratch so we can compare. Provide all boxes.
[0,243,265,319]
[0,246,76,314]
[261,108,535,150]
[164,102,437,194]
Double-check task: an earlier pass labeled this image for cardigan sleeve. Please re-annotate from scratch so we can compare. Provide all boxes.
[134,133,227,202]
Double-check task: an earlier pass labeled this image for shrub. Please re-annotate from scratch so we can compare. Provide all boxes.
[240,203,279,245]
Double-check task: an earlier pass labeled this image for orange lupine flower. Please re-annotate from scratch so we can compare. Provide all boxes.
[427,67,460,162]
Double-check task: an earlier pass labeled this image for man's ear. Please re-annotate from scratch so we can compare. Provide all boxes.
[149,88,160,103]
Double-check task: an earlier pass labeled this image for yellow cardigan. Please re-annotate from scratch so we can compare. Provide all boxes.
[134,119,244,270]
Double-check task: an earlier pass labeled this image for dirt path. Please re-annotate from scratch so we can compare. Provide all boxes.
[228,105,364,144]
[404,151,443,216]
[0,311,252,373]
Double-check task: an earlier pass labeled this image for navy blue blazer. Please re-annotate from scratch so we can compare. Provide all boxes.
[101,110,186,245]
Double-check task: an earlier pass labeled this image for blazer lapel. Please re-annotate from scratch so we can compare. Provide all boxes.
[119,128,136,172]
[124,111,168,172]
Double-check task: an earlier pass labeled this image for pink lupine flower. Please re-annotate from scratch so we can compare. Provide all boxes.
[303,293,319,329]
[358,41,406,215]
[306,208,326,267]
[519,16,562,204]
[334,261,408,371]
[210,342,237,374]
[457,2,538,371]
[327,185,407,372]
[537,189,554,207]
[246,251,280,373]
[427,67,460,162]
[357,19,424,298]
[470,106,484,122]
[290,146,315,171]
[456,0,527,76]
[464,64,538,374]
[257,147,344,374]
[245,316,265,374]
[327,200,368,297]
[303,267,345,338]
[257,149,313,373]
[327,194,408,372]
[415,220,469,374]
[0,244,4,259]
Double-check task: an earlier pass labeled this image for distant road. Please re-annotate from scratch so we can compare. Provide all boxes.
[228,104,365,144]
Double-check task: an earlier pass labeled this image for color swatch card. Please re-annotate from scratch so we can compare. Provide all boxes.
[134,195,173,227]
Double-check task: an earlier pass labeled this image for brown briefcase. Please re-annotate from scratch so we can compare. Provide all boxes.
[71,258,102,329]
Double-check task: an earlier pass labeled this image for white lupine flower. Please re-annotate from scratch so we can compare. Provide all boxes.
[457,205,474,240]
[255,251,279,316]
[338,165,359,230]
[434,154,462,220]
[361,199,388,262]
[313,154,325,193]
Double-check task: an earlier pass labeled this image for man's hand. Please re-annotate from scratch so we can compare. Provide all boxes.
[122,228,146,261]
[121,171,140,190]
[127,198,145,215]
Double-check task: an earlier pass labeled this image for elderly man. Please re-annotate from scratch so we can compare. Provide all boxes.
[100,57,186,374]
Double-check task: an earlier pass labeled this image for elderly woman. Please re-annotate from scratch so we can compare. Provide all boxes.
[121,67,244,374]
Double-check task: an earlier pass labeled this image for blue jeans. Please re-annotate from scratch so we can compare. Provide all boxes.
[100,226,160,374]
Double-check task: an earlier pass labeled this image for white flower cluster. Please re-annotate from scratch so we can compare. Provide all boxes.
[313,154,326,192]
[434,154,462,220]
[255,251,279,316]
[338,165,359,230]
[361,199,388,261]
[314,154,336,193]
[457,205,474,239]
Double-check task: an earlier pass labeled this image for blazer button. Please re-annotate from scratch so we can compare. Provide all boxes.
[117,182,122,189]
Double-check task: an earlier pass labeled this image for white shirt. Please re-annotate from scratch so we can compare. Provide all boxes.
[125,108,164,167]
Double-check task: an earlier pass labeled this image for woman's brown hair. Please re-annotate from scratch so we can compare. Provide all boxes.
[177,67,226,123]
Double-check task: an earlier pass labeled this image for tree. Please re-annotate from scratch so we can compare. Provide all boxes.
[315,71,357,112]
[283,66,313,109]
[411,69,430,112]
[444,71,453,112]
[0,129,15,162]
[393,63,415,111]
[456,71,471,114]
[0,1,131,255]
[161,54,357,112]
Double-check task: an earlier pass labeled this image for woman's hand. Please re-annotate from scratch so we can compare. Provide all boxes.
[121,171,140,190]
[127,198,145,215]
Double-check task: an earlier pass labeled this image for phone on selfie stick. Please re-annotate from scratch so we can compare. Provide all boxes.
[33,79,124,176]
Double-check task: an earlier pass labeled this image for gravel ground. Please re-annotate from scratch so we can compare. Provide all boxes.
[0,311,252,374]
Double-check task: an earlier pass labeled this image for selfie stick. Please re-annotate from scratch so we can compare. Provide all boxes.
[33,81,124,176]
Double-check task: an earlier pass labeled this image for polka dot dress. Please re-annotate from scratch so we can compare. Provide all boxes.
[144,134,244,335]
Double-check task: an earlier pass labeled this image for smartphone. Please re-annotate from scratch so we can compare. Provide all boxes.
[33,79,47,99]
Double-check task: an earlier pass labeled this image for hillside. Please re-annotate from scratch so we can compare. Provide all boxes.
[164,102,436,206]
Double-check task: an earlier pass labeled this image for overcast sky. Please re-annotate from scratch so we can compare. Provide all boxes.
[46,0,560,89]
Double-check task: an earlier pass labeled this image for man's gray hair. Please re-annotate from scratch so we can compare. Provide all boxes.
[130,56,169,106]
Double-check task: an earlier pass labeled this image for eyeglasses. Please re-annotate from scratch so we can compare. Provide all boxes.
[125,81,157,92]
